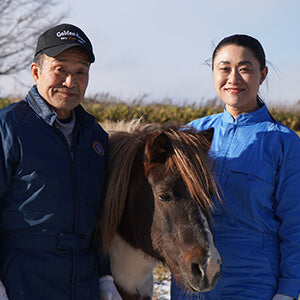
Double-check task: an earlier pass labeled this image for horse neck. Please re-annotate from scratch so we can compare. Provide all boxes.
[117,151,161,260]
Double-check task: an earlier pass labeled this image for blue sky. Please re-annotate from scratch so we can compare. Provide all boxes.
[3,0,300,107]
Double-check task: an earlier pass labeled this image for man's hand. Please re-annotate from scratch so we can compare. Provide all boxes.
[0,281,8,300]
[99,275,122,300]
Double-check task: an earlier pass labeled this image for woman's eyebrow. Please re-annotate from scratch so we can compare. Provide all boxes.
[217,60,253,66]
[238,60,253,66]
[217,61,230,66]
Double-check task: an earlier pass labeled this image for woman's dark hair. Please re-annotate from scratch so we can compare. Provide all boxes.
[212,34,266,71]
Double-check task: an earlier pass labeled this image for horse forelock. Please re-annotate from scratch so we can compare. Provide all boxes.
[164,128,220,216]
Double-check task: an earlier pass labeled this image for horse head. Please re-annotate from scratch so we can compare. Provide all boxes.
[99,122,222,299]
[144,128,222,293]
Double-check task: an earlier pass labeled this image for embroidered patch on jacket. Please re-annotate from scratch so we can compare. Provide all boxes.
[93,141,105,156]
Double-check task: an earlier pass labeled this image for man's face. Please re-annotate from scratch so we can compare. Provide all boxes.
[31,48,90,119]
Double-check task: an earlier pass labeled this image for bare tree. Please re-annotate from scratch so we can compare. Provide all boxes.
[0,0,66,76]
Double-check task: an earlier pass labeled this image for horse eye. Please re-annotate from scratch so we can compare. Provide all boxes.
[158,193,172,202]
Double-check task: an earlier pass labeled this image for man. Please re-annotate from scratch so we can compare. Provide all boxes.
[0,24,121,299]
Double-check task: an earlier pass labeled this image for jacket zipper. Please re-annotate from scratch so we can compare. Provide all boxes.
[53,126,78,300]
[70,127,79,300]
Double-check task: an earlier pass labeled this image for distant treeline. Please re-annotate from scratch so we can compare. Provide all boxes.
[1,97,300,131]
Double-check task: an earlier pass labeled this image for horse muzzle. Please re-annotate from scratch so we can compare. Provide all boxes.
[184,247,222,292]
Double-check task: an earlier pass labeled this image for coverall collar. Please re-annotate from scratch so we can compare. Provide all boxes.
[222,104,272,125]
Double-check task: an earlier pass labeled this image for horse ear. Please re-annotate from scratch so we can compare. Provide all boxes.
[145,132,172,164]
[198,127,214,148]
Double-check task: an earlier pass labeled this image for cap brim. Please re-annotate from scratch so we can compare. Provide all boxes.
[42,43,95,63]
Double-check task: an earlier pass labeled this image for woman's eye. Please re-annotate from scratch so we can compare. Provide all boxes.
[219,67,229,72]
[158,193,172,202]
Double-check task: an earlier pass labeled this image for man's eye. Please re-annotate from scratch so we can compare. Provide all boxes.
[240,68,249,72]
[78,70,87,75]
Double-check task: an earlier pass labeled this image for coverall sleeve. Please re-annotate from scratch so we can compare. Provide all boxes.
[275,133,300,299]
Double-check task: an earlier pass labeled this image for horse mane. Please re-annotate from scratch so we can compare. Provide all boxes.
[163,126,219,211]
[99,121,220,252]
[99,121,158,252]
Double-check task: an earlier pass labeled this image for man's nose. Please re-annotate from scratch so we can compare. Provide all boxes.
[63,73,77,87]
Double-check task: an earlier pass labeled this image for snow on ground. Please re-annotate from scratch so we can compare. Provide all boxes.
[153,264,171,300]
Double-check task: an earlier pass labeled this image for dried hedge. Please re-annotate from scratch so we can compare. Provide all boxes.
[1,97,299,131]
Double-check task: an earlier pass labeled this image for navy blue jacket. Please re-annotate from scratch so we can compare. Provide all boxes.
[0,86,109,299]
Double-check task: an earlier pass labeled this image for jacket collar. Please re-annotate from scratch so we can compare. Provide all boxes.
[221,103,273,125]
[24,85,95,127]
[25,85,57,126]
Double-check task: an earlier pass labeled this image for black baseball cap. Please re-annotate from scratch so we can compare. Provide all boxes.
[35,23,95,63]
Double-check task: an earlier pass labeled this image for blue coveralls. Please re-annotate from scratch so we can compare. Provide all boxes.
[0,86,109,299]
[171,105,300,299]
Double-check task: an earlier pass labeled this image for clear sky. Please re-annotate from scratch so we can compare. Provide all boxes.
[2,0,300,107]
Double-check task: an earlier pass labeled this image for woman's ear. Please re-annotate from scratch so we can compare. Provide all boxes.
[260,66,268,84]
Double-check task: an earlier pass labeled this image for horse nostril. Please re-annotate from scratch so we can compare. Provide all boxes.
[191,263,204,279]
[213,271,221,282]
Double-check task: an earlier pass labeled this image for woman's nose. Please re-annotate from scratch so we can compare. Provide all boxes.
[228,70,241,84]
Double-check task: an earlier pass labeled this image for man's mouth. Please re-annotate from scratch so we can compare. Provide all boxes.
[58,90,78,97]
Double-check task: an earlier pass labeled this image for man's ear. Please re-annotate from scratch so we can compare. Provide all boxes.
[31,62,40,83]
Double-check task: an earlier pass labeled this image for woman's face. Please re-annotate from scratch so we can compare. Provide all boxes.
[213,44,268,119]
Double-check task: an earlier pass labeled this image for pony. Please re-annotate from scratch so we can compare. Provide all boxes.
[98,120,222,299]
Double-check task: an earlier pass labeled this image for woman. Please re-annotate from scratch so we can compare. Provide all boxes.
[171,35,300,300]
